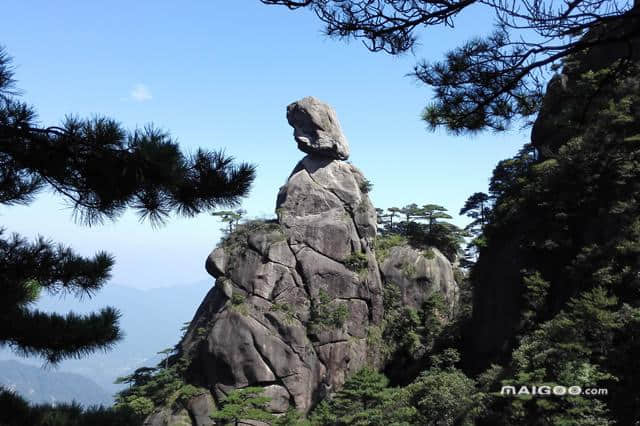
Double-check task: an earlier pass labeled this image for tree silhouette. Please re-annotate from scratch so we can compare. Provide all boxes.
[378,203,465,261]
[459,192,491,266]
[421,204,453,234]
[459,192,491,237]
[262,0,640,133]
[211,208,246,233]
[0,46,255,364]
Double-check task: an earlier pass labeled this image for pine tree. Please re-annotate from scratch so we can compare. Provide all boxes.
[459,192,490,237]
[309,368,404,425]
[377,203,465,261]
[0,46,255,365]
[459,192,491,265]
[211,208,246,234]
[209,387,275,425]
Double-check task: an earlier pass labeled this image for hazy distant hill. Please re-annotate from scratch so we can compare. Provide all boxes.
[0,360,112,407]
[0,280,212,403]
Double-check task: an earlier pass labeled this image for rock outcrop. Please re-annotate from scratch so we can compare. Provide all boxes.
[380,246,458,316]
[145,97,459,425]
[177,97,381,419]
[286,97,350,160]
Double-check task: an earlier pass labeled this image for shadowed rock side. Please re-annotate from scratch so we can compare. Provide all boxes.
[470,12,640,368]
[144,97,458,425]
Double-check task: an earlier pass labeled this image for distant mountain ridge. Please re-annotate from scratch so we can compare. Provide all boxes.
[0,360,112,407]
[0,280,212,404]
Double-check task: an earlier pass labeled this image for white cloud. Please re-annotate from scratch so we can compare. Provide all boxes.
[130,84,152,102]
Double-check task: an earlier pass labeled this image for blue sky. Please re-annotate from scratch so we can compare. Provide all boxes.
[1,1,527,289]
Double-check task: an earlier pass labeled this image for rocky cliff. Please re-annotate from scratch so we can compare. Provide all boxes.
[469,10,640,368]
[144,97,459,425]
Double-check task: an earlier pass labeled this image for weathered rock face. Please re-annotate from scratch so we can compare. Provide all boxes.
[286,96,350,160]
[144,392,215,426]
[176,97,382,417]
[380,246,458,316]
[147,97,459,424]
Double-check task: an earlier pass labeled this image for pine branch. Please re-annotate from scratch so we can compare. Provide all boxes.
[263,0,640,132]
[0,307,122,364]
[0,46,256,225]
[0,229,114,305]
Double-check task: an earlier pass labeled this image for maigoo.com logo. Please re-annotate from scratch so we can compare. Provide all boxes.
[500,385,608,396]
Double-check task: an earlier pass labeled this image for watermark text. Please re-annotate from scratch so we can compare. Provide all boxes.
[500,385,608,397]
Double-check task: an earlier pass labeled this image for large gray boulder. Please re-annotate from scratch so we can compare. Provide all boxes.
[380,245,458,316]
[286,96,350,160]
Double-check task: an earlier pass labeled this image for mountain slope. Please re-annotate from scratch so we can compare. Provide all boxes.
[0,281,212,398]
[0,360,112,407]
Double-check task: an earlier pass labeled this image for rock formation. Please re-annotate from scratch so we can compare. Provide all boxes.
[176,97,381,419]
[379,246,458,316]
[144,97,459,425]
[286,96,350,160]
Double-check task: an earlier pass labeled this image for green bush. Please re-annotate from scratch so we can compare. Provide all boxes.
[422,248,436,259]
[344,251,368,275]
[220,219,284,252]
[209,387,275,424]
[231,292,244,306]
[374,234,407,263]
[0,388,143,426]
[115,356,194,416]
[310,290,349,330]
[359,178,373,194]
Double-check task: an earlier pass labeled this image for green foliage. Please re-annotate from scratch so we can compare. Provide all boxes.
[421,248,435,259]
[231,292,245,306]
[115,356,194,416]
[344,251,368,273]
[373,233,407,263]
[310,290,349,331]
[0,230,121,364]
[274,409,310,426]
[377,203,465,261]
[400,262,416,279]
[478,287,621,425]
[0,387,143,426]
[212,209,246,234]
[229,292,249,315]
[309,368,405,426]
[209,386,276,425]
[308,362,481,426]
[520,270,550,329]
[173,384,204,407]
[220,219,284,252]
[459,192,492,266]
[359,178,373,194]
[469,61,640,424]
[379,283,447,367]
[270,302,297,323]
[403,358,483,426]
[121,396,154,417]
